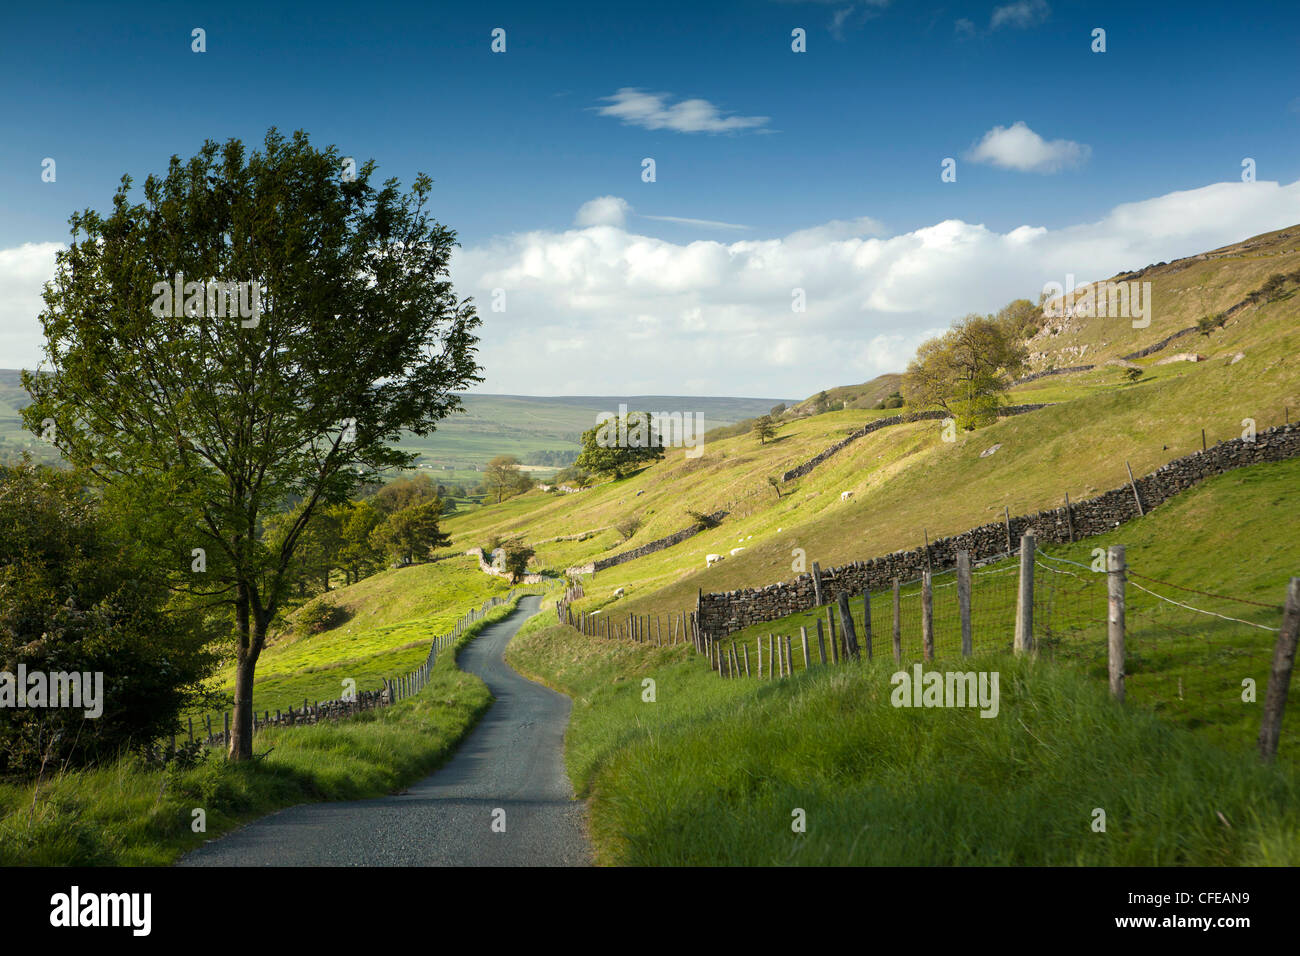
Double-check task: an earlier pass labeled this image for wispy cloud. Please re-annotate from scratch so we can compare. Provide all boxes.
[594,88,770,134]
[966,121,1089,173]
[574,196,750,231]
[642,214,750,231]
[990,0,1050,30]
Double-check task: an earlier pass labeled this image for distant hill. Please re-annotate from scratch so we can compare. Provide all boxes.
[0,374,793,473]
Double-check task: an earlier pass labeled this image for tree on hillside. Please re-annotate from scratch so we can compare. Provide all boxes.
[23,128,483,760]
[370,498,452,566]
[484,454,526,503]
[752,414,778,444]
[499,537,536,584]
[813,391,831,414]
[337,499,385,584]
[770,403,786,417]
[993,298,1043,340]
[901,314,1027,429]
[372,473,442,515]
[574,411,665,479]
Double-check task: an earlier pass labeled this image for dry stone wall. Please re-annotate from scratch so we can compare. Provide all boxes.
[777,404,1053,483]
[569,511,729,575]
[699,423,1300,639]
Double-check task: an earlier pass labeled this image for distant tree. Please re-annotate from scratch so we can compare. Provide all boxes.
[500,537,536,583]
[615,516,643,541]
[994,298,1043,340]
[1124,366,1145,383]
[370,498,452,566]
[767,475,782,499]
[484,455,525,503]
[574,411,665,479]
[770,403,786,417]
[338,499,385,583]
[901,314,1027,430]
[21,129,483,760]
[813,391,831,414]
[753,414,778,444]
[373,473,441,516]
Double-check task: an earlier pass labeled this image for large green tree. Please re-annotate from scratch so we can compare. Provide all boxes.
[23,129,482,760]
[370,498,452,565]
[901,313,1027,429]
[574,411,665,479]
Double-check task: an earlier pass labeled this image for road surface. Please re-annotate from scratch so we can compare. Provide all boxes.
[179,595,590,866]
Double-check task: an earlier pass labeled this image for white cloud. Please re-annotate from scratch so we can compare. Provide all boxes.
[6,182,1300,398]
[990,0,1049,29]
[574,196,631,228]
[448,182,1300,394]
[0,242,61,369]
[594,88,770,134]
[966,121,1090,173]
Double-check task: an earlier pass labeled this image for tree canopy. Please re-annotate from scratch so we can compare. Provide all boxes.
[901,312,1028,429]
[22,128,483,759]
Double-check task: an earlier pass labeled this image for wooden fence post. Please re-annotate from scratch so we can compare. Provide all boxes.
[1004,507,1012,552]
[837,591,860,661]
[1259,577,1300,761]
[1015,534,1036,654]
[812,562,824,606]
[816,619,828,665]
[892,577,901,663]
[800,625,811,669]
[861,590,872,661]
[828,608,839,664]
[1125,461,1145,517]
[957,551,972,657]
[783,636,793,677]
[1107,545,1126,702]
[743,644,751,677]
[921,570,934,661]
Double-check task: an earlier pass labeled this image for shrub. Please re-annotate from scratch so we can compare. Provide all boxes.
[297,597,348,635]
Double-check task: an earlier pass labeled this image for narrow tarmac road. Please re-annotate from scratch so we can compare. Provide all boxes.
[179,595,590,866]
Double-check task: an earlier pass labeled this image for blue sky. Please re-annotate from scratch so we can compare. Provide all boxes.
[3,0,1300,394]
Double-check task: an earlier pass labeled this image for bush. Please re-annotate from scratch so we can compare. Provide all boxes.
[0,460,217,776]
[297,597,348,635]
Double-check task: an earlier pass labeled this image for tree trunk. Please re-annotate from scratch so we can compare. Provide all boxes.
[228,611,269,761]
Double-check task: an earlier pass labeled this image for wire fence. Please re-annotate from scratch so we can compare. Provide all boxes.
[610,538,1300,761]
[1034,550,1293,755]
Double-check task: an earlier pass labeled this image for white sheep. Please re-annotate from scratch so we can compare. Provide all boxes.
[730,547,745,557]
[613,587,625,598]
[840,490,854,502]
[706,553,724,567]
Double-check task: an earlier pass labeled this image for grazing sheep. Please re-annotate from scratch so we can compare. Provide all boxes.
[730,547,745,556]
[840,490,854,501]
[706,553,724,567]
[613,587,625,598]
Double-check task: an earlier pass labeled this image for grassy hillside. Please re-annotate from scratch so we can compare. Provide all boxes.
[442,242,1298,629]
[197,555,515,727]
[1027,223,1300,372]
[507,614,1299,866]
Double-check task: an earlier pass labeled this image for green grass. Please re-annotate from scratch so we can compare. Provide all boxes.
[0,595,532,866]
[691,457,1300,762]
[507,616,1300,866]
[195,556,513,725]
